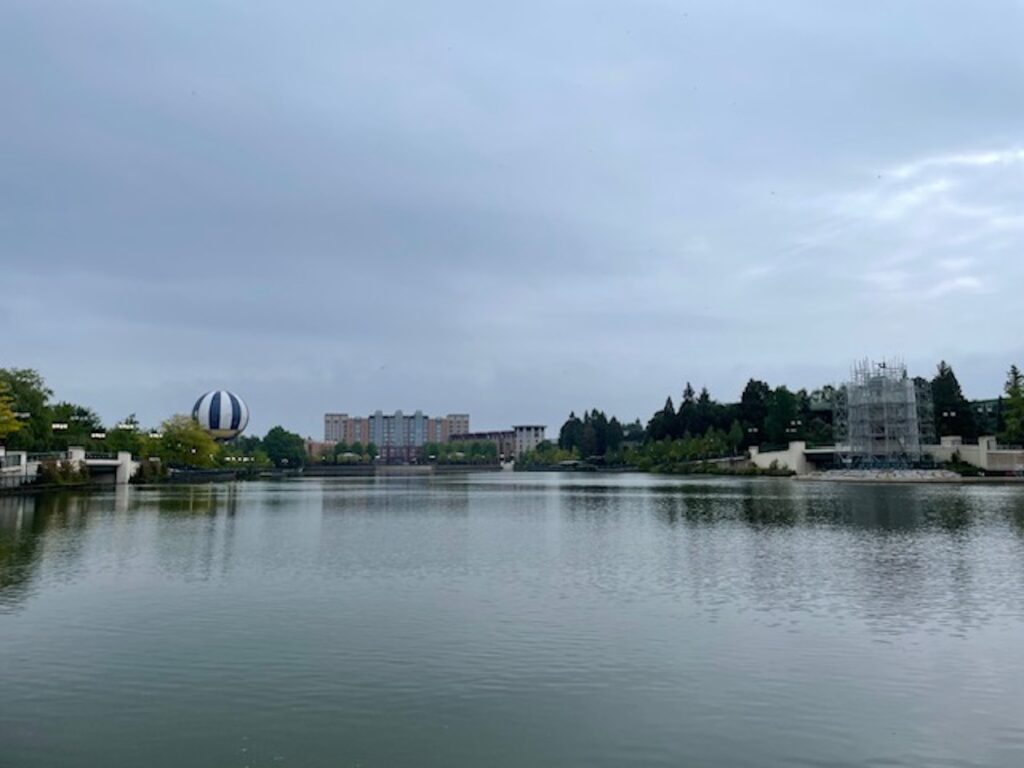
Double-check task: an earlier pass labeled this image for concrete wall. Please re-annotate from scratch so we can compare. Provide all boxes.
[748,442,810,474]
[745,436,1024,476]
[927,436,1024,473]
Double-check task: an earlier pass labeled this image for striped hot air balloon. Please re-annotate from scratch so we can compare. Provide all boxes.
[192,390,250,440]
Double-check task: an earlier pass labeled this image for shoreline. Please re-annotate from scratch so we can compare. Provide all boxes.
[796,474,1024,485]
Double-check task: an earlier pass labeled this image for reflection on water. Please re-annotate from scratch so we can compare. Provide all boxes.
[2,475,1024,768]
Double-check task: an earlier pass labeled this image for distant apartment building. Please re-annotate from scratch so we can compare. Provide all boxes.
[514,425,546,457]
[323,411,470,463]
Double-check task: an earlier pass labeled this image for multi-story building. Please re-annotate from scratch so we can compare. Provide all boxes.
[451,430,516,460]
[514,425,546,457]
[323,411,471,463]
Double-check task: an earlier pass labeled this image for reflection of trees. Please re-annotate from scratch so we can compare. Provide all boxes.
[0,495,42,607]
[740,483,798,527]
[997,492,1024,536]
[153,485,241,580]
[156,486,220,516]
[319,477,472,518]
[825,485,926,530]
[561,487,615,522]
[0,492,95,610]
[652,493,685,525]
[933,494,970,532]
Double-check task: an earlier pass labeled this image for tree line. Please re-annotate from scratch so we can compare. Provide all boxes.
[524,360,1024,469]
[0,368,308,470]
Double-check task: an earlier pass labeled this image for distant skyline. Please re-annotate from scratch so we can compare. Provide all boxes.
[3,1,1022,436]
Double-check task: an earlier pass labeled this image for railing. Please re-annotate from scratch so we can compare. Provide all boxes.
[85,452,118,460]
[1,455,24,469]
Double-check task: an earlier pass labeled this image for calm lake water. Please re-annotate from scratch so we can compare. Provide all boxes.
[2,474,1024,767]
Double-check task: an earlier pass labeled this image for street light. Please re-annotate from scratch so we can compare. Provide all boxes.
[91,432,107,440]
[52,422,69,431]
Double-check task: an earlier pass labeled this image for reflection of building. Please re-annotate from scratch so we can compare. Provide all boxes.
[323,411,470,463]
[834,360,935,466]
[514,425,546,457]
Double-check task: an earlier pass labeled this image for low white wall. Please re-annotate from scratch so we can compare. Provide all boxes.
[926,436,1024,473]
[748,442,810,475]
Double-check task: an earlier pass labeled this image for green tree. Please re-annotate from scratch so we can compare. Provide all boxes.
[0,382,22,441]
[519,440,576,467]
[580,423,598,458]
[932,361,978,440]
[606,417,624,452]
[739,379,770,447]
[0,368,53,450]
[155,414,221,468]
[647,397,675,442]
[1002,364,1024,446]
[558,412,584,452]
[623,419,645,443]
[105,415,145,456]
[48,401,104,449]
[263,426,307,468]
[728,419,744,455]
[765,386,799,446]
[675,383,697,438]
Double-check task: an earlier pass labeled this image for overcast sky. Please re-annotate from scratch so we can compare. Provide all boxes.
[3,1,1023,437]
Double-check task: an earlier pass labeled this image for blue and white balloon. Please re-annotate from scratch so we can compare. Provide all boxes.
[192,390,250,440]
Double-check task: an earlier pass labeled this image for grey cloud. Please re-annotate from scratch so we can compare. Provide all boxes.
[2,0,1023,435]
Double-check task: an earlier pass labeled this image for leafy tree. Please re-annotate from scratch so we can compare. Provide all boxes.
[559,412,584,452]
[365,442,379,459]
[263,426,307,468]
[1002,364,1024,446]
[0,382,22,441]
[765,386,799,446]
[804,417,833,446]
[234,435,265,454]
[675,383,697,437]
[105,415,146,455]
[0,368,53,450]
[739,379,770,447]
[647,397,675,442]
[419,440,499,465]
[592,410,610,455]
[335,442,356,466]
[155,415,221,468]
[623,419,645,443]
[607,417,624,452]
[932,361,978,440]
[580,423,598,458]
[48,401,104,449]
[519,440,576,467]
[728,419,744,455]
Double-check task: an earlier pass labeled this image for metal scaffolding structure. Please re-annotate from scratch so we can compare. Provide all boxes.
[834,359,935,467]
